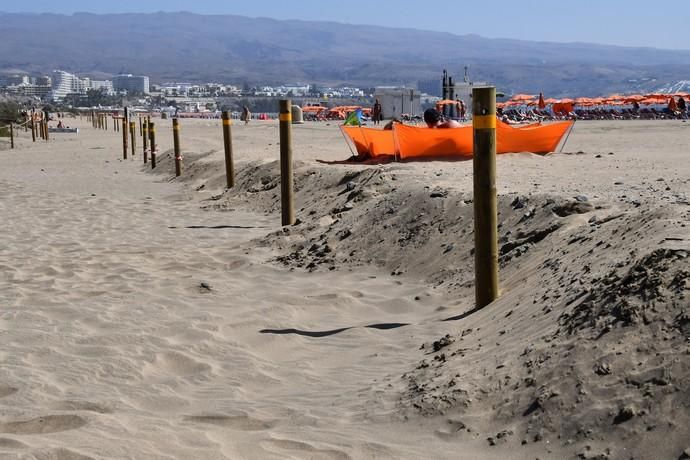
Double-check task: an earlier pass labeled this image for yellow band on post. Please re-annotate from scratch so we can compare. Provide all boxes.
[173,125,180,131]
[473,115,496,130]
[223,119,232,126]
[279,113,292,122]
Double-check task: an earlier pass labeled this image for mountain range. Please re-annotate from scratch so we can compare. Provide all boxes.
[1,11,689,96]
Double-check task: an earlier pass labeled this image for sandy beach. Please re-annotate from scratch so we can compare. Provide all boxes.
[1,117,689,459]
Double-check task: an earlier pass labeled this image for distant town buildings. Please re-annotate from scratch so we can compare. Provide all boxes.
[113,74,150,94]
[0,69,373,108]
[0,74,52,98]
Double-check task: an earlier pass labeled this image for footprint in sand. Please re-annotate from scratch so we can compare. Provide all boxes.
[147,351,212,377]
[0,385,18,398]
[184,413,276,431]
[51,400,113,414]
[260,438,352,460]
[0,415,87,435]
[0,437,28,449]
[27,447,95,460]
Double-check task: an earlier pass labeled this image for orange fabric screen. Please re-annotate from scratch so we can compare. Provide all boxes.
[497,120,573,154]
[341,120,574,161]
[341,126,396,159]
[394,124,473,160]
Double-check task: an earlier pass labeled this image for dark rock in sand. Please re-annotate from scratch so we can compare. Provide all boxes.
[613,406,635,424]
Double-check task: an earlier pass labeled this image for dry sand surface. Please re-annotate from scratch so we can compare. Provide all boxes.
[1,117,689,459]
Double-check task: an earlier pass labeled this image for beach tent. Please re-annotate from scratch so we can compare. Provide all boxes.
[343,109,363,126]
[341,119,573,162]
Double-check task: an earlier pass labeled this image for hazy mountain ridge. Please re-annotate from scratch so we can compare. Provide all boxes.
[1,11,689,96]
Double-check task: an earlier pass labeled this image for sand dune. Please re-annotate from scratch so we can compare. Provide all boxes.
[1,117,688,459]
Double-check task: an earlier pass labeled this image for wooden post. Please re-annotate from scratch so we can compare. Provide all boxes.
[222,111,234,188]
[31,112,36,142]
[172,118,182,177]
[149,122,156,168]
[104,115,108,131]
[129,121,136,158]
[122,113,128,160]
[279,99,294,226]
[44,117,49,142]
[139,116,143,136]
[142,119,148,163]
[9,122,14,149]
[472,86,499,308]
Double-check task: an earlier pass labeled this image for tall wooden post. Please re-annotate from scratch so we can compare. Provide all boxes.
[222,111,234,188]
[31,111,36,142]
[139,116,143,136]
[142,119,148,163]
[172,118,182,177]
[9,122,14,149]
[129,121,136,158]
[104,115,108,131]
[472,86,499,308]
[279,99,294,226]
[122,113,128,160]
[43,116,49,142]
[149,122,156,169]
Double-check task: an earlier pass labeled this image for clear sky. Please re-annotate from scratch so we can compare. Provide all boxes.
[2,0,689,50]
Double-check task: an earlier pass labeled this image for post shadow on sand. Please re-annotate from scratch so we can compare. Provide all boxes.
[259,308,482,338]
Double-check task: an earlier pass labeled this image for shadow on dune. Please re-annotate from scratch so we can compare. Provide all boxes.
[168,225,265,229]
[260,322,410,337]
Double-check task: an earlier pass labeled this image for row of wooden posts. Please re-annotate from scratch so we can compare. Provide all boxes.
[2,109,52,148]
[84,89,497,309]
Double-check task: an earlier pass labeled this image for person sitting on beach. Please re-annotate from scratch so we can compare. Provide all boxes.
[677,97,687,118]
[423,108,460,128]
[57,120,64,129]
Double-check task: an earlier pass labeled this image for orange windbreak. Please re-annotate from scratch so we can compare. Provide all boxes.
[496,120,573,154]
[341,126,396,159]
[342,120,574,161]
[394,123,473,160]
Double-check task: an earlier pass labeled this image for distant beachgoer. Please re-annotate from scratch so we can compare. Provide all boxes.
[372,98,382,125]
[57,120,64,129]
[241,106,251,124]
[423,108,460,128]
[677,96,687,113]
[458,100,466,121]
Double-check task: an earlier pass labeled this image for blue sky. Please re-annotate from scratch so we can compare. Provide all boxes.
[3,0,689,50]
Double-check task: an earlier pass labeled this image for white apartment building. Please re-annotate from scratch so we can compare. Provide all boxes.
[50,70,87,101]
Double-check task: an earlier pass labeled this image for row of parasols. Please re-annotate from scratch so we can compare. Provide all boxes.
[500,92,689,109]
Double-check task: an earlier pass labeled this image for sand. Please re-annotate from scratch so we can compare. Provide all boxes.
[0,117,689,459]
